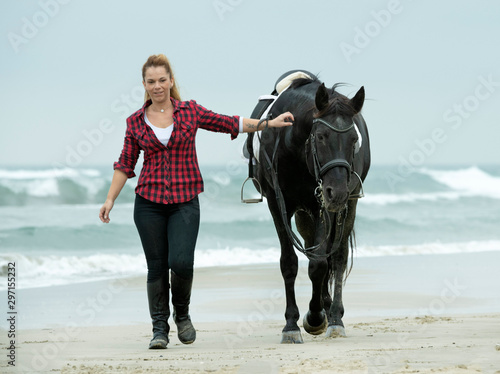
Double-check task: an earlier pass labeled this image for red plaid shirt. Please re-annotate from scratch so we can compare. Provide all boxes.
[114,98,240,204]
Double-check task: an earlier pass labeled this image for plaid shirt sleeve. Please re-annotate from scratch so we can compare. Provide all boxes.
[113,119,141,178]
[194,101,240,139]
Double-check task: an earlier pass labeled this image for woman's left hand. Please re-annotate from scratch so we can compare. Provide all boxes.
[270,112,294,127]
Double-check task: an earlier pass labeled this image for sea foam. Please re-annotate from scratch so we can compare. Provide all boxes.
[420,166,500,199]
[362,166,500,206]
[2,240,500,290]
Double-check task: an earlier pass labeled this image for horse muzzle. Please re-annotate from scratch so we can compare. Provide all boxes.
[323,185,349,212]
[321,166,351,212]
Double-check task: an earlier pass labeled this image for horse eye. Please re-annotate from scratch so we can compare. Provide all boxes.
[316,132,327,141]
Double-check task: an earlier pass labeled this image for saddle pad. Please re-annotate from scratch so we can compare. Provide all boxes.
[275,71,312,94]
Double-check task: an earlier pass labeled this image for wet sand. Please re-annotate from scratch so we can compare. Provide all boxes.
[2,251,500,373]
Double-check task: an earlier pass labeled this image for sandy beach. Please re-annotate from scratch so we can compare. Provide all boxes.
[2,251,500,373]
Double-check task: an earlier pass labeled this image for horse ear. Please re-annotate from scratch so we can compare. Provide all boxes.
[315,83,329,111]
[350,86,365,113]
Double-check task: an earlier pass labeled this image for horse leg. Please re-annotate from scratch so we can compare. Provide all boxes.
[296,210,328,335]
[322,276,333,325]
[302,258,328,335]
[267,197,303,344]
[280,246,303,343]
[320,262,333,325]
[325,251,347,338]
[326,202,357,338]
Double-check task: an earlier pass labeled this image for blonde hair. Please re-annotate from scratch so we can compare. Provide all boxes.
[142,54,181,102]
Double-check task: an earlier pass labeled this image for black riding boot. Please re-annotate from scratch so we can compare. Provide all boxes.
[171,272,196,344]
[147,275,170,349]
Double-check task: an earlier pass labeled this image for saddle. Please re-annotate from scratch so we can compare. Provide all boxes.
[241,70,316,203]
[243,70,316,162]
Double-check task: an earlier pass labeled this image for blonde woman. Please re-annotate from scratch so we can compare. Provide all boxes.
[99,54,294,349]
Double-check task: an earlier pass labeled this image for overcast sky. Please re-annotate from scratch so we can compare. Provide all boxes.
[1,0,499,169]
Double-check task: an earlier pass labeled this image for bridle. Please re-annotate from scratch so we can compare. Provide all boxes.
[307,118,365,209]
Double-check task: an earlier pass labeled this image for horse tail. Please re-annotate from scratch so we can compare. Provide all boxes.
[326,228,356,293]
[345,229,356,282]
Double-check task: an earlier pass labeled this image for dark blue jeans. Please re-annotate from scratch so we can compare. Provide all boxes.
[134,194,200,282]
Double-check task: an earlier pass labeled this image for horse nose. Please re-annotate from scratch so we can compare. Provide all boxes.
[324,186,348,211]
[325,186,335,201]
[325,186,347,202]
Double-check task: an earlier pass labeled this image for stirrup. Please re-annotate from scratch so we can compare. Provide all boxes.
[241,177,263,203]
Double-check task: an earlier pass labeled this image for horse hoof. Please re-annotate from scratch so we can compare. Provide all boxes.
[326,325,346,338]
[303,311,328,335]
[280,330,304,344]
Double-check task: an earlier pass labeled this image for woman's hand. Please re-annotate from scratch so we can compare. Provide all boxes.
[99,199,114,223]
[270,112,294,128]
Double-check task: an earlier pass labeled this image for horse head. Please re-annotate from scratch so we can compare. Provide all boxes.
[305,83,365,212]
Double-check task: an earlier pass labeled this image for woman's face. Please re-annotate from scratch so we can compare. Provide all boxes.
[143,66,173,103]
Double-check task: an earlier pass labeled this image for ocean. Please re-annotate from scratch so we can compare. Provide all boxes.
[1,163,500,291]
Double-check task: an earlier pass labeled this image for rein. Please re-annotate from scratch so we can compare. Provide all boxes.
[260,130,331,260]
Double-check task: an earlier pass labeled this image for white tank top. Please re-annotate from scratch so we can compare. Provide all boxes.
[144,113,174,146]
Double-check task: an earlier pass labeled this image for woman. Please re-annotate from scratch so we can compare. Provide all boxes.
[99,54,293,350]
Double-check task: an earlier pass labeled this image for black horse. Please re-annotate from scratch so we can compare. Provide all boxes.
[245,71,370,343]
